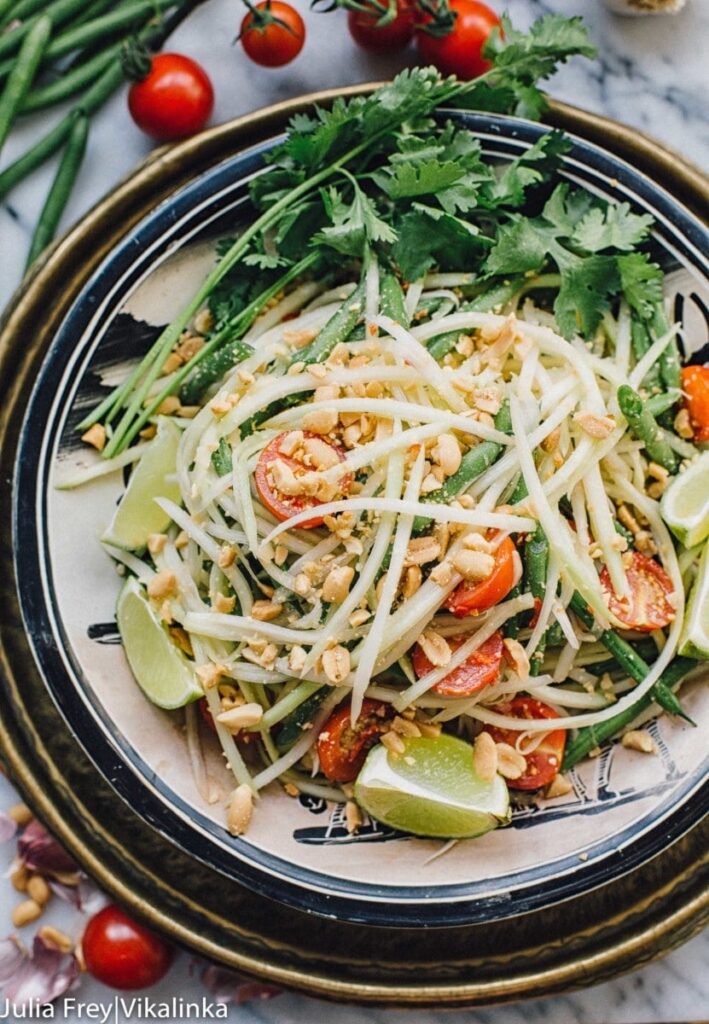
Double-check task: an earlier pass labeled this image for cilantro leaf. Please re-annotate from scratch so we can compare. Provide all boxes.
[243,252,289,270]
[484,219,551,275]
[482,130,570,208]
[375,160,465,200]
[392,204,486,281]
[617,252,664,321]
[554,256,619,339]
[314,184,397,257]
[541,183,594,235]
[572,203,654,253]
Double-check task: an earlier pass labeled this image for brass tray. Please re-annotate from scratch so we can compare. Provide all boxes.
[0,89,707,1007]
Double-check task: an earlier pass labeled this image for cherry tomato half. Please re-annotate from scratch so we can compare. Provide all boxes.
[240,1,305,68]
[317,699,391,782]
[83,905,174,990]
[483,696,565,791]
[127,53,214,142]
[254,430,351,528]
[681,364,709,443]
[416,0,501,80]
[600,551,675,633]
[445,536,518,618]
[412,630,504,697]
[348,0,416,51]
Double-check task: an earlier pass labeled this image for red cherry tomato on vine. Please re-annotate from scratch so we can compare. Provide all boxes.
[127,53,213,142]
[83,905,174,990]
[416,0,501,80]
[412,630,504,697]
[254,430,351,528]
[240,1,306,68]
[347,0,416,51]
[482,696,566,791]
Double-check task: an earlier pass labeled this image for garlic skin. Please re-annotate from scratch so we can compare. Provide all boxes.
[603,0,687,15]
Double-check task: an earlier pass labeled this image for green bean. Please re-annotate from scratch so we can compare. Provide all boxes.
[210,438,233,478]
[617,384,678,473]
[562,656,697,771]
[380,272,408,325]
[180,338,252,406]
[569,592,693,721]
[630,316,661,391]
[0,0,79,60]
[294,279,365,366]
[276,688,327,751]
[645,389,682,417]
[0,0,16,29]
[525,526,549,673]
[0,2,202,199]
[412,401,512,534]
[613,518,634,547]
[653,305,682,390]
[0,14,50,155]
[20,43,120,113]
[2,0,63,26]
[25,113,88,268]
[426,279,522,361]
[0,0,175,74]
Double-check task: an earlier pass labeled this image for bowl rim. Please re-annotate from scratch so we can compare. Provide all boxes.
[1,87,707,1002]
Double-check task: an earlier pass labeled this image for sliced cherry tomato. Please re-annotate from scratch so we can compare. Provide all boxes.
[681,364,709,443]
[83,905,174,990]
[127,53,214,142]
[483,696,565,791]
[412,630,504,697]
[415,0,501,80]
[254,430,351,528]
[600,551,675,632]
[317,699,391,783]
[240,1,305,67]
[348,0,415,51]
[445,535,518,618]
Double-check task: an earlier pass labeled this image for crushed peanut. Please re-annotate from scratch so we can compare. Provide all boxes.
[322,645,351,684]
[345,800,363,834]
[147,570,177,600]
[417,629,451,667]
[473,731,498,782]
[226,784,253,836]
[322,565,355,604]
[250,600,284,621]
[217,703,263,733]
[503,637,530,679]
[381,731,406,755]
[302,408,338,434]
[452,549,495,582]
[404,536,441,567]
[495,742,527,780]
[81,423,106,451]
[546,774,573,799]
[573,411,616,439]
[621,730,657,754]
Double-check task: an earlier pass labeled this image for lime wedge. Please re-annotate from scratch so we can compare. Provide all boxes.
[679,542,709,659]
[116,577,203,709]
[101,417,182,551]
[355,734,510,840]
[661,451,709,549]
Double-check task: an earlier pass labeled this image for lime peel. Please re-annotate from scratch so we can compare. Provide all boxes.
[101,416,182,551]
[117,577,203,710]
[679,542,709,659]
[661,451,709,550]
[355,734,510,840]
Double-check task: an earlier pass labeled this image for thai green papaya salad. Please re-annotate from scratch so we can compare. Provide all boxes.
[70,16,709,842]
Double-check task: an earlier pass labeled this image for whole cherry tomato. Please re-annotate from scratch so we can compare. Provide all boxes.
[317,699,391,782]
[412,630,504,697]
[83,905,174,990]
[681,364,709,443]
[445,535,518,618]
[348,0,416,51]
[482,696,566,790]
[416,0,501,80]
[600,551,675,633]
[240,1,306,68]
[254,430,351,528]
[127,53,214,142]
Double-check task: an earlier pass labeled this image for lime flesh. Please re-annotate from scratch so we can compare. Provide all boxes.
[679,542,709,659]
[102,416,182,551]
[661,451,709,550]
[355,734,510,840]
[116,577,203,709]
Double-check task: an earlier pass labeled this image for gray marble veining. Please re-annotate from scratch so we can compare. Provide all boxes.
[0,1,707,1020]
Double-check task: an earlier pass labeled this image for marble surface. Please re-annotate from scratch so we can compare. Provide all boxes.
[1,0,707,1021]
